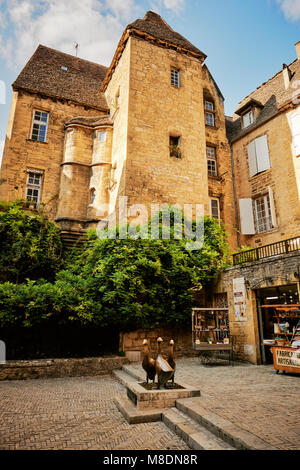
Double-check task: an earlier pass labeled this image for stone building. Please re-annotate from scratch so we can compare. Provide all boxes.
[0,11,300,364]
[0,11,237,248]
[212,42,300,364]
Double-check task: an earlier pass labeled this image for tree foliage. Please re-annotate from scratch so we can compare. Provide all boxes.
[0,206,229,331]
[0,200,63,283]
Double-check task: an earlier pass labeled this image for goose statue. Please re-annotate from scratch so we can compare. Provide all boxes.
[155,337,174,389]
[142,339,156,385]
[167,339,176,386]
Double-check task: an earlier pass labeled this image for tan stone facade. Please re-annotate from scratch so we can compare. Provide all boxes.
[0,14,237,247]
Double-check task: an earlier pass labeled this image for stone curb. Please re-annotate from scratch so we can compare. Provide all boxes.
[114,396,163,424]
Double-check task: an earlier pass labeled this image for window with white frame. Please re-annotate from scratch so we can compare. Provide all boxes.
[239,187,277,235]
[205,101,214,111]
[171,69,180,87]
[206,146,217,176]
[254,194,273,233]
[26,170,43,208]
[247,135,271,177]
[31,110,49,142]
[242,109,254,128]
[210,198,220,220]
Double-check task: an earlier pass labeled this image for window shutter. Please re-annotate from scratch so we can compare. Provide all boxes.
[247,141,257,178]
[268,186,278,228]
[290,113,300,156]
[239,198,255,235]
[255,135,270,173]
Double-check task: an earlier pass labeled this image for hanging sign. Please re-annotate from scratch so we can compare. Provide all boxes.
[233,277,247,321]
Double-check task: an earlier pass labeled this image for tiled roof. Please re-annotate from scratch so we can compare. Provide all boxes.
[227,58,300,142]
[127,11,206,58]
[13,45,109,111]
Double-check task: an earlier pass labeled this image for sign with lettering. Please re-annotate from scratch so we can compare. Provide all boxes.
[233,277,247,322]
[275,348,300,369]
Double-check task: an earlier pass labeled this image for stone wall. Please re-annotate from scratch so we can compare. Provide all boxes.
[0,356,129,381]
[212,251,300,364]
[0,89,105,221]
[119,327,198,361]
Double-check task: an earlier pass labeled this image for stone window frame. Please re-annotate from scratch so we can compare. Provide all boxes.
[30,109,50,143]
[25,168,44,209]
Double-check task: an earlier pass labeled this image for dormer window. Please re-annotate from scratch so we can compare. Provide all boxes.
[242,109,254,128]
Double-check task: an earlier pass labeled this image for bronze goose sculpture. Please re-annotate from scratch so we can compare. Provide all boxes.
[142,339,156,385]
[167,339,176,386]
[155,337,174,389]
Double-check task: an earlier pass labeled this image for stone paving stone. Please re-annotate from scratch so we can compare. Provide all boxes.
[128,358,300,450]
[0,375,189,450]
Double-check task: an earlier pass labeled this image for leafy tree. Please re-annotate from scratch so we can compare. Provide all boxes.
[0,200,63,283]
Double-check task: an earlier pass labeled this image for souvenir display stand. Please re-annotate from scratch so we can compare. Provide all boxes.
[262,304,300,375]
[192,308,233,365]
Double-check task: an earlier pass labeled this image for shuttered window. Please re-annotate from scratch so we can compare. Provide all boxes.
[247,135,270,177]
[239,199,255,235]
[239,187,277,235]
[289,112,300,157]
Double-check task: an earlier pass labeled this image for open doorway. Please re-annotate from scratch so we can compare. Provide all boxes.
[256,285,299,364]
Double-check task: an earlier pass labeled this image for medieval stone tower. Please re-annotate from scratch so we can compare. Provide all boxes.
[0,11,237,248]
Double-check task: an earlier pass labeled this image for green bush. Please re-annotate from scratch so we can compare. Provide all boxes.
[0,200,63,283]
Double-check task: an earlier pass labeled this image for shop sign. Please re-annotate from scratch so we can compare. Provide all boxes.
[275,348,300,368]
[233,277,247,322]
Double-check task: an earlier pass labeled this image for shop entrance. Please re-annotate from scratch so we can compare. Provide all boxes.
[256,284,299,364]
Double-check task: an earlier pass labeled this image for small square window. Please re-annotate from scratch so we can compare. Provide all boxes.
[169,136,181,158]
[171,69,180,87]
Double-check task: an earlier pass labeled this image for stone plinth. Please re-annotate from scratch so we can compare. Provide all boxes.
[126,381,201,411]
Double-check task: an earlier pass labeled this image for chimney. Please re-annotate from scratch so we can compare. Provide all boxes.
[295,41,300,60]
[283,63,292,90]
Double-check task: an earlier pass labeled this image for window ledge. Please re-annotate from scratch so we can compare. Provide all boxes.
[26,139,48,144]
[208,174,221,181]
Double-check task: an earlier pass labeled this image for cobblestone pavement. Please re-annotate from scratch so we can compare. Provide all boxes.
[0,375,189,450]
[129,358,300,450]
[0,359,299,450]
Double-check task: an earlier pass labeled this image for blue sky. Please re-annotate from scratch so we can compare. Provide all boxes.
[1,0,300,161]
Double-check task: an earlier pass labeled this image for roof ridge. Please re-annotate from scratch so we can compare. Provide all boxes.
[142,10,176,33]
[238,57,298,105]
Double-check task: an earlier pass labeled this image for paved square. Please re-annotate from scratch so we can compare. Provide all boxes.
[0,358,299,450]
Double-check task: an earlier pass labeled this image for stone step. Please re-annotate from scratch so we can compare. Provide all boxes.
[162,408,235,451]
[175,398,277,450]
[113,369,138,386]
[114,396,163,425]
[122,365,144,382]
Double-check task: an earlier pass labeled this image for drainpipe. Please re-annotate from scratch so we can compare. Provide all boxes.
[230,144,241,249]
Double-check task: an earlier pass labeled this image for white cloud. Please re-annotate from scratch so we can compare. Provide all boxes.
[0,0,137,70]
[0,0,185,71]
[276,0,300,22]
[150,0,185,14]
